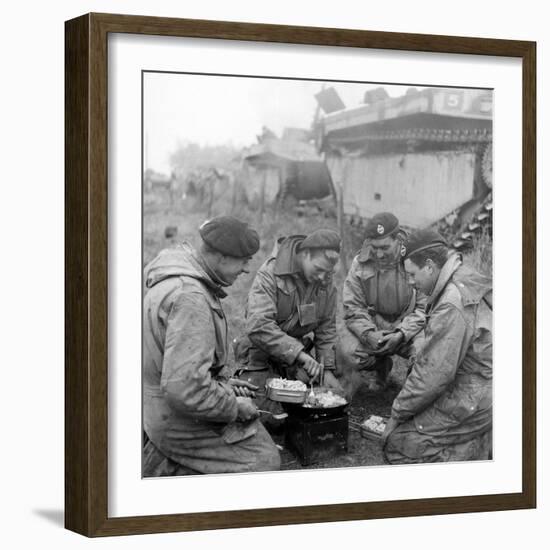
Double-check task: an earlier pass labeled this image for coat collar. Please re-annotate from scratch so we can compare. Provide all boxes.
[144,241,228,298]
[428,252,492,309]
[427,252,462,307]
[180,241,227,299]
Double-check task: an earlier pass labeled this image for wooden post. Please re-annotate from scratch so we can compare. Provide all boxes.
[337,181,348,273]
[258,169,266,225]
[274,166,283,222]
[230,173,238,214]
[207,177,214,218]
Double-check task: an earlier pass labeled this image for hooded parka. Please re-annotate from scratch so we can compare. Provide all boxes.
[143,242,280,475]
[384,254,493,463]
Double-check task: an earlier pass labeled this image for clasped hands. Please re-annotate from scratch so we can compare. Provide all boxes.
[362,329,404,356]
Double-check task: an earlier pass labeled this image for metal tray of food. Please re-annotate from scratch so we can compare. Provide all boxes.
[265,378,308,404]
[360,415,387,441]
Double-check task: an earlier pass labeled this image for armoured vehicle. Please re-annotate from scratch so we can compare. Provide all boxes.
[242,128,334,208]
[316,87,493,248]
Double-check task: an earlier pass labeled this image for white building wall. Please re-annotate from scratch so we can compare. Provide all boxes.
[327,151,476,227]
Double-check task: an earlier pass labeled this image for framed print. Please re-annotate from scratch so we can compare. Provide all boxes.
[65,12,536,537]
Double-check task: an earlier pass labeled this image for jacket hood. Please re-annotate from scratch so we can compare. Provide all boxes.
[428,252,462,306]
[452,263,493,307]
[272,235,306,276]
[429,253,491,308]
[144,241,227,297]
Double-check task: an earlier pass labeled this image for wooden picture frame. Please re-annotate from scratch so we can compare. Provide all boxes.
[65,12,536,537]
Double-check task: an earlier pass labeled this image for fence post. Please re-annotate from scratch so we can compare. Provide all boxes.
[230,174,238,214]
[337,181,348,273]
[258,170,266,225]
[207,178,214,218]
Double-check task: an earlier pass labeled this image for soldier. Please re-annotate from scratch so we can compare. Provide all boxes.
[235,229,345,421]
[339,212,426,392]
[382,229,492,463]
[142,216,280,476]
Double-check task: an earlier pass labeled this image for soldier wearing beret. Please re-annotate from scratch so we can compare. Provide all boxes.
[339,212,426,392]
[381,229,492,463]
[235,229,345,424]
[142,216,280,476]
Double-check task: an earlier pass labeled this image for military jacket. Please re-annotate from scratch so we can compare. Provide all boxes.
[391,254,493,438]
[244,235,337,368]
[343,242,426,342]
[143,242,239,456]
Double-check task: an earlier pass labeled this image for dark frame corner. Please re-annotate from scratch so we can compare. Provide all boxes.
[65,12,536,537]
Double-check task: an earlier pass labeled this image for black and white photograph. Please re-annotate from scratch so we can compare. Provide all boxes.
[142,73,493,476]
[3,0,544,545]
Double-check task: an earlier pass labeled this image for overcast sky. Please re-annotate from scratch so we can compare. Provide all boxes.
[143,72,415,173]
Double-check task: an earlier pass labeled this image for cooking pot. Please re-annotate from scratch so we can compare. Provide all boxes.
[282,386,349,418]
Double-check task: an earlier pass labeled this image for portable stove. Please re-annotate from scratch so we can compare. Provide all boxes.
[283,405,349,466]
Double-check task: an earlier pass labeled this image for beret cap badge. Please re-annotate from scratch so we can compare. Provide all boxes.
[364,213,399,240]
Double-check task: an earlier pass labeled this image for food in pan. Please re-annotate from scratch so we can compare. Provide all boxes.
[304,390,347,408]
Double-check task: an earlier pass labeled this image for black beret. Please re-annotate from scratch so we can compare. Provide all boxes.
[300,229,341,253]
[403,228,448,259]
[199,216,260,258]
[364,212,399,240]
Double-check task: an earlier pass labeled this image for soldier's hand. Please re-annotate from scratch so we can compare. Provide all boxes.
[295,366,311,385]
[380,416,400,448]
[229,378,259,398]
[236,397,259,421]
[297,352,322,380]
[377,331,404,355]
[362,330,386,353]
